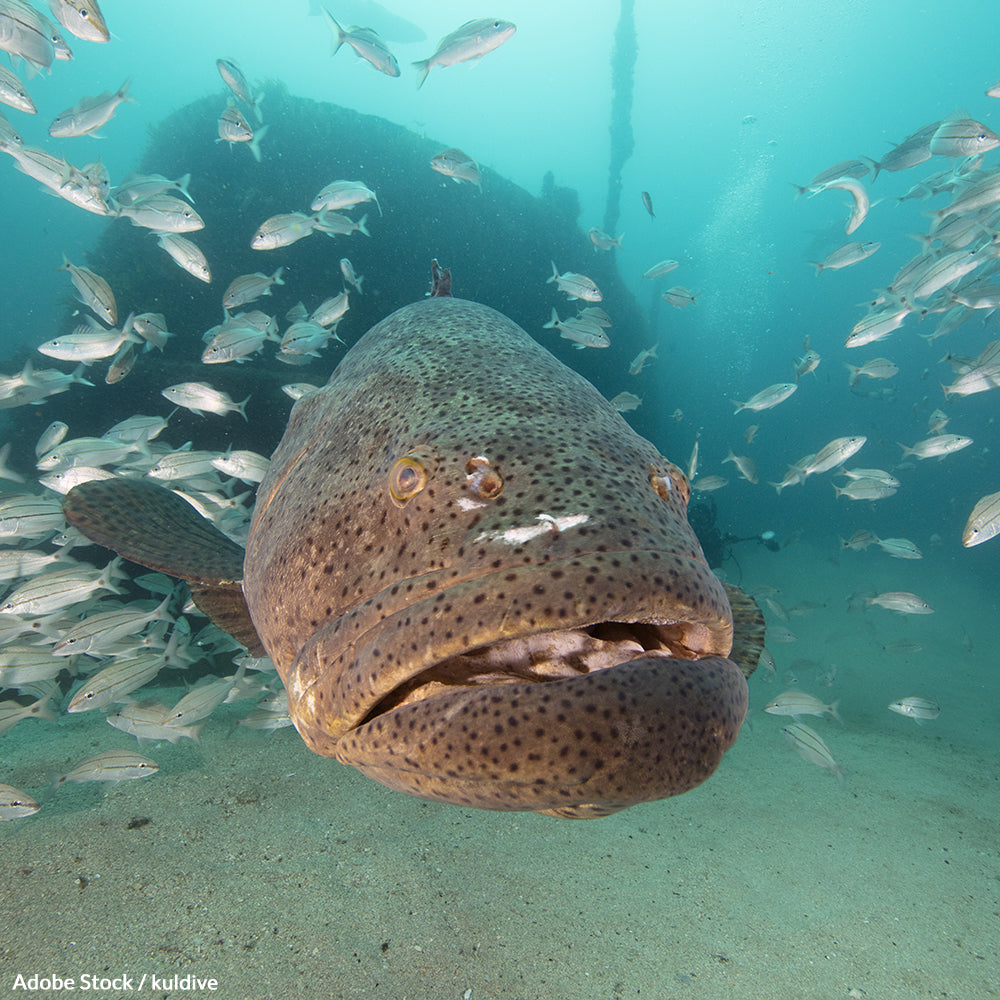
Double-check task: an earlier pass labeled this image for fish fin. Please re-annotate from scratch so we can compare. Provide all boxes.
[412,59,431,88]
[322,8,346,53]
[248,123,269,162]
[62,479,245,585]
[829,699,844,726]
[187,583,264,657]
[356,213,370,237]
[722,583,766,680]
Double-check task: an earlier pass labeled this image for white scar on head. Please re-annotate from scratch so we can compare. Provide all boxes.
[475,513,590,545]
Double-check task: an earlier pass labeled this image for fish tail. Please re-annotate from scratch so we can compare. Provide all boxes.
[845,363,860,386]
[176,172,194,203]
[829,699,844,726]
[412,59,431,89]
[860,155,881,183]
[237,396,251,421]
[273,265,285,286]
[807,260,824,275]
[897,442,914,459]
[357,213,370,237]
[322,8,346,53]
[547,261,559,284]
[118,77,135,103]
[730,400,746,414]
[248,124,269,163]
[542,308,559,330]
[790,182,809,200]
[253,92,265,124]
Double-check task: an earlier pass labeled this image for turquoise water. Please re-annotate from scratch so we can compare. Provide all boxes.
[1,2,997,997]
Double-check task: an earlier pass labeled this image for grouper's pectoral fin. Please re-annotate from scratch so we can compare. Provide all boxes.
[723,583,767,679]
[63,479,264,656]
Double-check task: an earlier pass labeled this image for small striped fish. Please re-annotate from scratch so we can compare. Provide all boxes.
[782,723,845,787]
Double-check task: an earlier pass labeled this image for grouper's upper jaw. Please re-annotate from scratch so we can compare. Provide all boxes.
[280,547,746,816]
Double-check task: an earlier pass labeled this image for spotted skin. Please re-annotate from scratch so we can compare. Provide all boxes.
[64,297,749,816]
[243,297,747,814]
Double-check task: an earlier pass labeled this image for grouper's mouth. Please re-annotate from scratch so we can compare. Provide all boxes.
[285,546,736,755]
[358,617,723,724]
[308,552,748,815]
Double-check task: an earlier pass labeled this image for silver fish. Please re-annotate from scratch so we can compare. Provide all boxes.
[731,382,797,414]
[117,195,204,233]
[929,117,1000,157]
[49,78,132,138]
[0,558,123,616]
[322,9,399,77]
[546,261,602,302]
[311,179,381,215]
[808,241,880,274]
[866,591,934,615]
[588,227,623,251]
[106,700,202,744]
[803,436,866,476]
[782,723,845,787]
[57,255,116,325]
[161,382,249,420]
[0,783,40,819]
[833,478,897,501]
[112,171,193,205]
[962,490,1000,547]
[156,233,211,283]
[46,0,108,43]
[222,267,285,310]
[0,0,57,69]
[845,357,898,385]
[339,257,363,294]
[888,696,940,722]
[662,285,698,308]
[413,17,516,88]
[899,434,973,460]
[765,690,842,723]
[0,690,57,735]
[216,58,260,118]
[309,291,350,328]
[0,64,34,113]
[875,537,922,560]
[56,749,158,784]
[251,212,315,250]
[430,147,481,188]
[813,176,869,234]
[217,101,268,161]
[642,259,679,279]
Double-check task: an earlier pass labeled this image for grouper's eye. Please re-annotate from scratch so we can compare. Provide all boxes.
[389,455,427,506]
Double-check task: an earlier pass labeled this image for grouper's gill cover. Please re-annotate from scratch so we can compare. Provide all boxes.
[245,297,747,815]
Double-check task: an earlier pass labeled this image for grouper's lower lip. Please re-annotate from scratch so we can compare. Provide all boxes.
[333,651,749,815]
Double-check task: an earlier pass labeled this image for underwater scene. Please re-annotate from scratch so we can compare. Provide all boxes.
[0,1,997,997]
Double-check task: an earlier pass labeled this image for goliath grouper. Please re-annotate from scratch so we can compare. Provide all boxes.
[63,291,763,819]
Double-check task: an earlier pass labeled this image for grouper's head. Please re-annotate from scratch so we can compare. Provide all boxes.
[244,298,748,816]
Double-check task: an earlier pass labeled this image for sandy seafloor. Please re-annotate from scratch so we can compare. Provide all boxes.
[1,536,997,1000]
